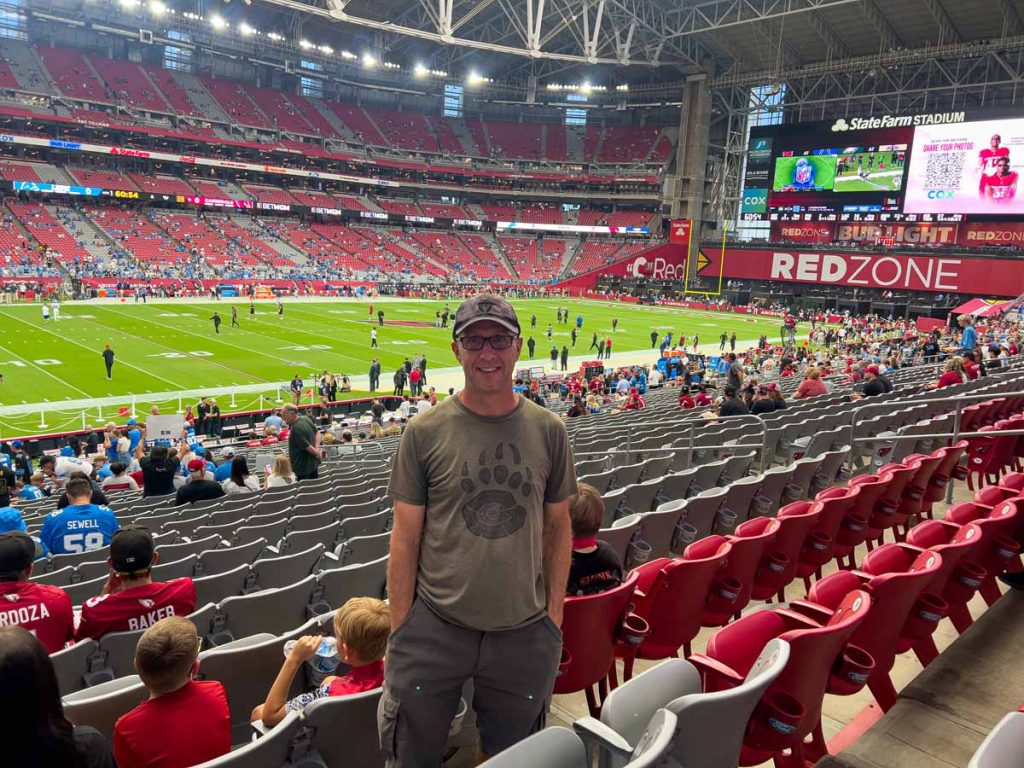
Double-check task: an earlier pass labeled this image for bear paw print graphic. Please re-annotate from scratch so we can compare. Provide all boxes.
[460,442,532,539]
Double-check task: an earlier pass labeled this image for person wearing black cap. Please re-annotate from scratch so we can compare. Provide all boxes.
[175,459,227,506]
[717,385,749,417]
[76,526,196,641]
[0,532,73,653]
[382,293,575,766]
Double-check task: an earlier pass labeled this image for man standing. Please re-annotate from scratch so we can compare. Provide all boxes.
[611,317,618,332]
[206,399,221,438]
[277,296,283,321]
[231,306,239,327]
[605,336,613,360]
[211,312,221,334]
[371,327,378,348]
[393,367,406,396]
[378,309,385,327]
[381,293,574,767]
[652,330,660,349]
[102,344,115,380]
[590,332,599,354]
[369,359,381,393]
[560,344,569,372]
[290,374,303,406]
[719,332,728,352]
[41,302,49,323]
[527,336,536,359]
[730,332,737,351]
[571,327,578,348]
[250,296,256,317]
[282,403,322,480]
[52,299,60,322]
[597,337,606,360]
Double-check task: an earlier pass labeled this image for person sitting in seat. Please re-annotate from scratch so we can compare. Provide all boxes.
[566,483,622,597]
[174,459,226,506]
[76,526,196,641]
[252,597,390,728]
[0,532,71,652]
[113,617,230,768]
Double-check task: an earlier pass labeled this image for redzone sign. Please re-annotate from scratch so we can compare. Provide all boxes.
[700,247,1024,296]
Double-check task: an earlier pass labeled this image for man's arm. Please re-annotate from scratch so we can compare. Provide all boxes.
[387,499,425,632]
[542,499,572,628]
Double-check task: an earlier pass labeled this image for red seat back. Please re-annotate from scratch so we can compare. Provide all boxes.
[751,502,819,600]
[945,499,1021,577]
[926,441,969,504]
[706,518,781,625]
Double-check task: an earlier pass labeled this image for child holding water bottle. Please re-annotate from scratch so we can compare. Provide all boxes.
[252,597,390,728]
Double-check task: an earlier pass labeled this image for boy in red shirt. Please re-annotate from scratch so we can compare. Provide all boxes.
[252,597,389,728]
[0,532,74,652]
[114,616,230,768]
[76,526,196,641]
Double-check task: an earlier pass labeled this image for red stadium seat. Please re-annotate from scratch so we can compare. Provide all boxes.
[749,501,820,603]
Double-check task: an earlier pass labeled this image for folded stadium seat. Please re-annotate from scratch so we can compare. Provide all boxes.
[335,510,391,547]
[967,710,1024,768]
[210,574,319,646]
[64,574,109,608]
[279,521,341,555]
[833,473,889,569]
[607,461,647,492]
[965,425,1003,491]
[786,455,827,503]
[233,518,290,549]
[63,675,148,741]
[577,470,614,495]
[718,475,764,528]
[679,487,729,541]
[946,499,1022,609]
[42,546,118,574]
[653,468,698,506]
[191,519,241,542]
[554,570,640,716]
[330,531,391,567]
[974,485,1019,508]
[689,590,873,767]
[864,462,919,549]
[52,638,99,696]
[802,543,943,711]
[151,554,199,582]
[710,518,783,620]
[194,564,251,607]
[745,505,814,604]
[922,440,971,517]
[633,506,686,561]
[194,712,304,767]
[719,452,757,486]
[30,564,76,587]
[809,446,852,498]
[289,500,331,521]
[195,538,267,578]
[309,555,389,615]
[795,486,861,590]
[198,631,306,745]
[587,643,789,768]
[601,487,633,527]
[751,464,797,518]
[84,603,219,686]
[620,540,735,676]
[335,497,389,522]
[252,496,293,520]
[999,471,1024,496]
[900,519,985,668]
[72,559,111,584]
[205,507,252,529]
[288,688,384,768]
[244,544,325,592]
[638,455,673,482]
[687,459,729,498]
[776,419,818,465]
[624,477,666,516]
[156,535,226,565]
[601,517,643,566]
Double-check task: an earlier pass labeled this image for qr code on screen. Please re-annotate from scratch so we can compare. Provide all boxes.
[923,152,964,190]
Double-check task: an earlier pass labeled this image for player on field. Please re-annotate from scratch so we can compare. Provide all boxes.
[51,298,60,322]
[76,526,197,641]
[38,477,118,556]
[984,156,1018,204]
[0,532,74,653]
[277,295,284,320]
[978,134,1010,194]
[211,312,221,334]
[41,302,49,323]
[231,306,239,327]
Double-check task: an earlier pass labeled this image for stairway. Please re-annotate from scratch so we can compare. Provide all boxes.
[449,118,482,157]
[48,205,117,264]
[559,238,584,278]
[566,125,586,164]
[31,163,75,185]
[233,214,309,265]
[170,71,232,123]
[310,99,357,142]
[490,234,519,280]
[0,39,58,95]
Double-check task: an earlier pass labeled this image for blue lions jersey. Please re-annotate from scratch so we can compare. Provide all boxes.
[18,485,45,501]
[39,504,118,556]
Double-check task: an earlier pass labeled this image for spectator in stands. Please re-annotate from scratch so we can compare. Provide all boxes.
[566,483,622,596]
[622,387,646,411]
[55,470,108,510]
[140,430,190,497]
[264,409,284,433]
[750,386,777,415]
[100,462,138,492]
[793,367,829,399]
[175,459,226,505]
[0,456,15,509]
[37,455,62,494]
[932,357,967,389]
[679,386,696,409]
[0,532,71,651]
[17,471,48,501]
[39,476,117,557]
[212,447,235,482]
[282,403,322,480]
[221,456,260,495]
[76,526,197,641]
[113,617,230,768]
[265,455,296,488]
[716,385,749,418]
[0,625,113,767]
[382,294,573,766]
[564,396,587,419]
[252,597,390,728]
[956,314,977,354]
[859,365,893,397]
[963,349,985,380]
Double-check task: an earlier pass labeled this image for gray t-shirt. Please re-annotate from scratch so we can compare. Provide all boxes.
[388,394,577,631]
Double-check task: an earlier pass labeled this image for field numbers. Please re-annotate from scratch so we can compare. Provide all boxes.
[146,351,214,359]
[2,359,63,367]
[278,345,332,352]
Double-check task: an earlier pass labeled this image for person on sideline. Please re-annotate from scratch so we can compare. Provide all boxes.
[282,403,322,480]
[382,294,575,767]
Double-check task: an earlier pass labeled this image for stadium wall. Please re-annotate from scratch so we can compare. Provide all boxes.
[695,247,1024,296]
[770,221,1024,246]
[554,242,689,292]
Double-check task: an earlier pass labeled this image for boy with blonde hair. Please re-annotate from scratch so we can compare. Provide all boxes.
[114,616,230,768]
[253,597,390,727]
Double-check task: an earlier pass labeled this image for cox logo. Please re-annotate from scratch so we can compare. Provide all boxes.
[927,190,956,199]
[743,193,766,205]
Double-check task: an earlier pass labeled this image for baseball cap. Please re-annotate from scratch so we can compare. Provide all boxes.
[187,458,206,472]
[865,365,880,375]
[126,418,137,426]
[452,294,520,340]
[220,447,236,458]
[193,445,206,456]
[60,446,74,457]
[110,526,155,574]
[0,507,26,533]
[10,440,22,449]
[0,532,34,577]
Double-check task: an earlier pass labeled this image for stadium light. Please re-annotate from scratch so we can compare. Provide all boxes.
[119,0,139,9]
[238,21,255,35]
[209,13,227,30]
[148,0,166,16]
[340,50,357,60]
[319,45,333,55]
[267,32,283,41]
[468,71,492,86]
[299,39,313,49]
[362,53,377,67]
[414,63,428,77]
[580,81,591,93]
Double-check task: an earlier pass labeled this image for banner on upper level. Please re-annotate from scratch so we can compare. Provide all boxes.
[770,222,837,243]
[694,247,1024,296]
[668,219,691,244]
[556,242,689,290]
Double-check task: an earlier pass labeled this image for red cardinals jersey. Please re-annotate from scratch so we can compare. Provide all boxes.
[979,146,1011,177]
[988,171,1018,201]
[76,578,196,641]
[0,581,74,653]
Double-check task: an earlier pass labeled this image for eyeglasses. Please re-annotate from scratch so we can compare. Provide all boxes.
[459,335,517,350]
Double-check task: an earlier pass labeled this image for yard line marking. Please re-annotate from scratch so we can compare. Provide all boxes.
[0,337,92,398]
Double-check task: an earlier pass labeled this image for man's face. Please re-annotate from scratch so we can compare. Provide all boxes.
[283,410,297,425]
[991,135,1001,148]
[452,320,522,396]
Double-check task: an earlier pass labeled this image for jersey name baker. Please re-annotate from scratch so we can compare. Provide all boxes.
[127,604,177,631]
[0,602,50,626]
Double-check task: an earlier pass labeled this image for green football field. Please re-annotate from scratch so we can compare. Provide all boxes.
[833,169,904,192]
[0,298,787,437]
